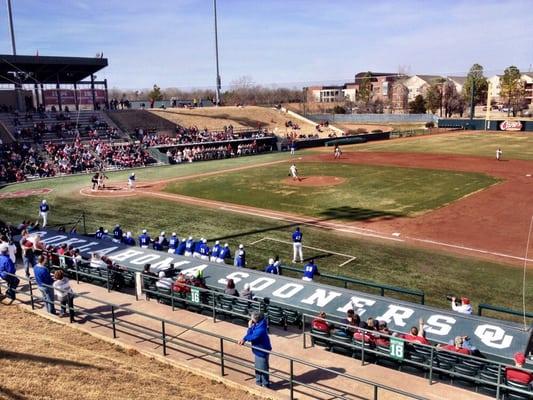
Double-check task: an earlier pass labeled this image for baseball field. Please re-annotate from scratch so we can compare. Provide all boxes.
[1,131,532,319]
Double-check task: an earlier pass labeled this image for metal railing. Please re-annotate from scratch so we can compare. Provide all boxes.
[279,264,425,304]
[1,273,428,400]
[301,314,533,400]
[478,303,533,320]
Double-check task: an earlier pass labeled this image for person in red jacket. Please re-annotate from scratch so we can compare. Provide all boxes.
[312,312,332,332]
[506,352,533,386]
[437,336,471,355]
[402,318,430,345]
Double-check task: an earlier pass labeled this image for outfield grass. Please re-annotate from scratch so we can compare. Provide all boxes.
[352,132,533,160]
[164,162,498,220]
[1,185,531,319]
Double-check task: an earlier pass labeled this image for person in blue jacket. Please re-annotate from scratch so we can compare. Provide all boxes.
[122,232,135,246]
[0,243,19,302]
[138,229,151,248]
[216,243,230,263]
[238,311,272,388]
[302,259,320,282]
[176,238,187,256]
[193,238,204,258]
[168,233,179,254]
[265,258,279,274]
[210,240,221,262]
[184,236,194,257]
[33,255,56,314]
[234,244,246,268]
[113,224,123,242]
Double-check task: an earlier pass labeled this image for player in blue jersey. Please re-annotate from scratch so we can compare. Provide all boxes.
[95,227,105,240]
[122,232,135,246]
[138,229,151,249]
[168,233,179,254]
[38,199,49,227]
[217,243,231,264]
[292,227,303,263]
[184,236,194,257]
[265,258,279,274]
[199,239,210,261]
[113,224,123,242]
[210,240,221,262]
[302,259,320,281]
[234,244,246,268]
[193,238,204,258]
[176,238,187,255]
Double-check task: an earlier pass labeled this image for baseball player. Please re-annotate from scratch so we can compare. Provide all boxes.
[216,243,231,264]
[292,227,303,263]
[138,229,151,249]
[168,233,179,254]
[302,259,320,282]
[234,244,246,268]
[193,237,204,258]
[122,232,135,246]
[95,227,105,239]
[184,236,194,257]
[38,200,49,228]
[113,224,123,242]
[210,240,222,262]
[128,172,136,190]
[91,173,99,191]
[289,164,301,181]
[265,258,279,274]
[334,145,342,159]
[199,239,210,261]
[496,148,502,161]
[290,142,296,156]
[176,238,187,255]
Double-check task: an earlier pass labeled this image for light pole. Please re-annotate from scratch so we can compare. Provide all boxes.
[213,0,221,106]
[6,0,17,55]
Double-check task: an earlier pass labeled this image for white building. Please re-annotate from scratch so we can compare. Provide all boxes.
[403,75,444,101]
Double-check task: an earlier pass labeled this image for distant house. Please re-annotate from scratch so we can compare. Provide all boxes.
[306,85,347,103]
[403,75,444,102]
[522,73,533,106]
[353,72,407,103]
[447,76,467,93]
[487,74,533,107]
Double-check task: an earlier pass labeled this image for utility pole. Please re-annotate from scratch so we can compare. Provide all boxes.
[469,79,475,121]
[213,0,221,106]
[6,0,17,55]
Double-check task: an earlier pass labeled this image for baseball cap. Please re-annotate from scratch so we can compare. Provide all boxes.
[126,231,132,237]
[160,231,165,236]
[215,240,220,245]
[461,297,470,304]
[104,229,108,233]
[188,236,193,240]
[269,258,274,264]
[158,271,166,278]
[172,232,176,236]
[142,229,147,233]
[514,352,526,364]
[202,239,207,243]
[239,244,244,249]
[0,243,8,252]
[224,243,228,247]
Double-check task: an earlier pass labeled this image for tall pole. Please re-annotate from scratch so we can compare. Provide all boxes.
[213,0,221,106]
[469,79,475,121]
[6,0,17,55]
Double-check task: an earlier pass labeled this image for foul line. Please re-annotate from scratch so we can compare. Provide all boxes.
[407,237,533,263]
[249,237,357,267]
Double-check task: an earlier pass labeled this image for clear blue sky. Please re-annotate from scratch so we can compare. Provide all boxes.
[0,0,531,89]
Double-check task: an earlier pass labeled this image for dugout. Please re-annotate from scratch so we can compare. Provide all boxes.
[0,54,109,112]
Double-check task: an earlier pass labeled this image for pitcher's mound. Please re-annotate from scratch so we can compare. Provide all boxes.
[283,176,346,187]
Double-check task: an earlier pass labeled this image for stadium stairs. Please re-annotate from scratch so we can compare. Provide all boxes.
[104,109,177,136]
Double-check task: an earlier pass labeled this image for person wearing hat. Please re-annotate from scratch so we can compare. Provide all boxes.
[138,229,150,249]
[199,239,210,261]
[153,231,167,251]
[19,230,35,278]
[113,224,123,242]
[0,242,19,302]
[506,352,532,386]
[291,227,303,263]
[168,233,179,254]
[122,231,135,246]
[210,241,221,262]
[193,238,204,258]
[128,172,136,190]
[265,258,279,274]
[302,259,320,281]
[176,237,187,256]
[238,311,272,388]
[184,236,194,257]
[234,244,246,268]
[216,243,231,264]
[155,270,174,290]
[38,199,49,228]
[451,296,473,315]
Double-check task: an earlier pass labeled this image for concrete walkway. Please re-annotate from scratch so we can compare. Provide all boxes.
[6,271,492,400]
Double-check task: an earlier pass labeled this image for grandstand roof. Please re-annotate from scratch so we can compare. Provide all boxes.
[0,54,108,84]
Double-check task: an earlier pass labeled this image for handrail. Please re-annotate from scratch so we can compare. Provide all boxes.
[301,314,533,399]
[478,303,533,319]
[0,272,430,400]
[279,264,425,304]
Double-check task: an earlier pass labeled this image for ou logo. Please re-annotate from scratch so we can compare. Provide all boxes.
[474,325,513,349]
